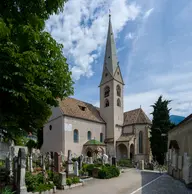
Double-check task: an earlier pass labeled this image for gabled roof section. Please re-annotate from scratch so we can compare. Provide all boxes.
[123,108,152,126]
[58,97,105,124]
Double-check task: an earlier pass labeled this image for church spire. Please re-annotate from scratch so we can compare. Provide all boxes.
[103,13,118,76]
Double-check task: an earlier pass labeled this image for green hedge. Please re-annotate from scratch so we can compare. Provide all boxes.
[117,159,133,168]
[98,166,120,179]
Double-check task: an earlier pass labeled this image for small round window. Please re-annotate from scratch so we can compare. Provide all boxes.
[49,125,52,130]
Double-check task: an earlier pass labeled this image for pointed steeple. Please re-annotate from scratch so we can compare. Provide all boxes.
[103,14,118,76]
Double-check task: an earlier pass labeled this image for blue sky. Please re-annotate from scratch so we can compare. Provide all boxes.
[45,0,192,117]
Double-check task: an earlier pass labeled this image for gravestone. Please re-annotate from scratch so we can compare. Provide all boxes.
[89,157,93,164]
[13,156,18,185]
[112,157,116,166]
[84,156,88,163]
[183,153,191,184]
[51,152,54,172]
[79,154,84,170]
[47,152,51,171]
[17,148,27,194]
[66,150,74,177]
[74,161,79,176]
[29,155,33,172]
[59,172,66,189]
[54,152,61,173]
[103,154,108,164]
[178,156,183,170]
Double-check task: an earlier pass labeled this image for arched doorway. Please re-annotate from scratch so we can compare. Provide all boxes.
[87,150,92,157]
[130,144,134,160]
[117,144,128,160]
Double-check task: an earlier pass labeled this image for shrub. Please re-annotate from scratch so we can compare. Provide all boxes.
[82,164,95,176]
[94,158,102,164]
[0,186,15,194]
[25,172,50,192]
[47,170,53,181]
[53,172,60,188]
[35,183,54,193]
[72,176,80,184]
[98,166,120,179]
[66,178,72,186]
[118,159,132,168]
[25,172,39,192]
[72,157,78,162]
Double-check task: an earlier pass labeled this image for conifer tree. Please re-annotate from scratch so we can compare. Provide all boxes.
[150,95,172,165]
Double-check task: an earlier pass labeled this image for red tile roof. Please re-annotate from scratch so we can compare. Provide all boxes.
[58,97,105,124]
[123,108,152,126]
[58,98,151,126]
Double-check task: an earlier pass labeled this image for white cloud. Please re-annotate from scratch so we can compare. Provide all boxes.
[125,32,135,40]
[143,8,154,19]
[124,71,192,118]
[45,0,141,80]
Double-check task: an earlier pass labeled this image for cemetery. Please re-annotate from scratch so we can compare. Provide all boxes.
[0,141,123,194]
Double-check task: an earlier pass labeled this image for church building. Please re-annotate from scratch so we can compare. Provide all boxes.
[41,15,152,162]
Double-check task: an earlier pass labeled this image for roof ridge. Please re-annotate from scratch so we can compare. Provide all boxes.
[66,97,93,106]
[124,108,140,114]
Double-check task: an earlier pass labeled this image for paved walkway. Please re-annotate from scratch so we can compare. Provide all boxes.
[58,169,192,194]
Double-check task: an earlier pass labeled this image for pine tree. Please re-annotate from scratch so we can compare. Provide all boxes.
[150,95,172,165]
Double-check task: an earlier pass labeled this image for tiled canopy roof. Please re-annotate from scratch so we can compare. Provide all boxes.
[84,139,105,146]
[58,97,105,124]
[123,108,151,126]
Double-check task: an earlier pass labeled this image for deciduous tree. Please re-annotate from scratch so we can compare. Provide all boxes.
[0,0,73,136]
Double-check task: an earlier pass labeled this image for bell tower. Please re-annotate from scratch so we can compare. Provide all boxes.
[99,14,124,157]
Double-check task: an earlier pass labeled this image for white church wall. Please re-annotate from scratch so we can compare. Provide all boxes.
[123,125,133,133]
[64,116,105,158]
[48,106,63,122]
[134,124,150,162]
[41,115,64,154]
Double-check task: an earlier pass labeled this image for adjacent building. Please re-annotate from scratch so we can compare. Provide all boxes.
[168,113,192,186]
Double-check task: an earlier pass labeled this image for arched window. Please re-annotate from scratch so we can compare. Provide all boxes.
[104,86,110,98]
[87,131,92,140]
[117,98,121,107]
[100,133,103,142]
[104,99,109,107]
[73,129,79,143]
[116,85,121,97]
[139,131,143,154]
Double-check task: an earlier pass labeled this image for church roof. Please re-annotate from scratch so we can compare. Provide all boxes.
[117,134,134,142]
[58,98,151,126]
[123,108,152,126]
[58,97,105,124]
